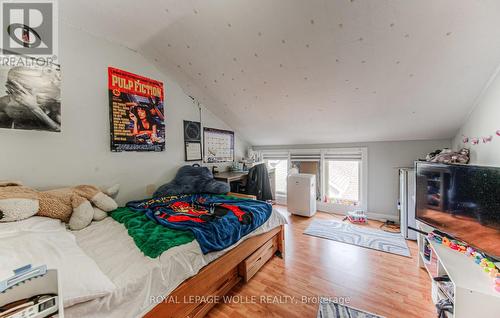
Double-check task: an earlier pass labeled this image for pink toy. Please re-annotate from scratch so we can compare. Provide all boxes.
[346,210,367,224]
[496,130,500,136]
[482,135,493,143]
[471,138,480,145]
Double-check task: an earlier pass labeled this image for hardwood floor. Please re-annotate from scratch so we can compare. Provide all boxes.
[207,207,436,318]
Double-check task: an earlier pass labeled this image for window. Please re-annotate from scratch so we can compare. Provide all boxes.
[260,147,368,213]
[322,148,367,213]
[262,151,289,197]
[266,159,288,195]
[325,160,360,205]
[290,152,321,200]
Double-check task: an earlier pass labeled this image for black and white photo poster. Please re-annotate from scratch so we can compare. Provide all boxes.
[0,65,61,131]
[0,0,61,132]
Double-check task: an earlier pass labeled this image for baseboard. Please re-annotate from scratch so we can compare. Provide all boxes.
[274,194,287,205]
[319,209,398,223]
[366,212,399,223]
[278,198,399,223]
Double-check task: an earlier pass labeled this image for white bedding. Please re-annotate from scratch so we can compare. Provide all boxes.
[64,209,287,318]
[0,217,116,308]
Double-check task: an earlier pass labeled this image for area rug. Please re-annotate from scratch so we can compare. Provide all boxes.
[317,298,384,318]
[304,219,411,257]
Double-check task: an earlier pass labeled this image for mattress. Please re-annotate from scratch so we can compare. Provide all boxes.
[64,208,287,318]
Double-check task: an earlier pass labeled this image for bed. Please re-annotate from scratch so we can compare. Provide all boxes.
[7,192,287,318]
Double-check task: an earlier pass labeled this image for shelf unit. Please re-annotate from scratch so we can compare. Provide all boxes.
[421,168,448,212]
[417,221,500,318]
[0,269,64,317]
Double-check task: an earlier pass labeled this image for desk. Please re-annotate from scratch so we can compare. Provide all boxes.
[213,171,248,183]
[214,169,275,199]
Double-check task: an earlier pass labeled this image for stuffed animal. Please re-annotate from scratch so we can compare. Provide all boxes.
[154,165,230,197]
[426,148,470,164]
[0,182,119,230]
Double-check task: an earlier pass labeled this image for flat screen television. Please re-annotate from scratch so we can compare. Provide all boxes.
[415,161,500,259]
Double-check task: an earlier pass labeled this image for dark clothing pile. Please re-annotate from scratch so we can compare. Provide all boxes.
[153,165,230,197]
[246,164,273,201]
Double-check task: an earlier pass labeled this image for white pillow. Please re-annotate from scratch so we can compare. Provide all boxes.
[0,217,116,308]
[0,216,63,233]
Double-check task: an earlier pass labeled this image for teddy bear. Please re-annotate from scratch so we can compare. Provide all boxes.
[0,181,119,230]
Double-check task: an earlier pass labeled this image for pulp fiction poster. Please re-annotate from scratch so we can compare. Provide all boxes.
[108,67,165,152]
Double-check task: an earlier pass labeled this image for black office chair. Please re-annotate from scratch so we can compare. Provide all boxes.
[231,179,246,193]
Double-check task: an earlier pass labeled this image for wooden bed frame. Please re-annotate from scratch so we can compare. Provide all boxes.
[144,193,285,318]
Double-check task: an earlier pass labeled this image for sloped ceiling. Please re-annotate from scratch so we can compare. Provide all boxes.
[61,0,500,145]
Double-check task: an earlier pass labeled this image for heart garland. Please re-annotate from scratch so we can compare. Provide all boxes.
[462,130,500,145]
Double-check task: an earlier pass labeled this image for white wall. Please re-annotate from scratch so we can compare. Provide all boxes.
[453,67,500,166]
[254,139,451,220]
[0,25,248,205]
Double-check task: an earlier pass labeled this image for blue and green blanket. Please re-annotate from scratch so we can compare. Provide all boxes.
[126,194,272,254]
[111,207,194,258]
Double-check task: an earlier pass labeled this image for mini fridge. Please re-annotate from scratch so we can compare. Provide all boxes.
[287,174,316,217]
[399,168,417,240]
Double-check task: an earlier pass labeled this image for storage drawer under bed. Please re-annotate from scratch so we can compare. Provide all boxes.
[238,235,278,282]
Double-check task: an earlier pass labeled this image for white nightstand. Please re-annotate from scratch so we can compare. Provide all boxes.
[0,265,63,318]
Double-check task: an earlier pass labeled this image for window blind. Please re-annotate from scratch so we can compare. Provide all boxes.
[261,151,289,160]
[290,152,321,161]
[324,149,363,161]
[261,148,364,161]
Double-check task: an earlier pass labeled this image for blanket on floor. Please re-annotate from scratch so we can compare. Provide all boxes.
[111,207,194,258]
[126,194,272,254]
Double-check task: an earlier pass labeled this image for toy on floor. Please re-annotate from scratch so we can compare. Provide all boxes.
[0,181,119,230]
[344,210,367,224]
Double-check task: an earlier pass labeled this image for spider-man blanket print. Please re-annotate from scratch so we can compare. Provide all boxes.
[126,194,272,254]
